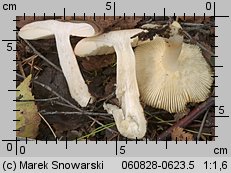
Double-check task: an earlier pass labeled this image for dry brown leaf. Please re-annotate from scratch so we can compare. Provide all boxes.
[171,127,193,141]
[80,54,116,71]
[105,76,116,96]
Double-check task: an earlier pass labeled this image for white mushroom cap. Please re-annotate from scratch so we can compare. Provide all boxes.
[74,29,147,57]
[18,20,101,39]
[135,22,213,113]
[75,29,147,139]
[19,20,102,107]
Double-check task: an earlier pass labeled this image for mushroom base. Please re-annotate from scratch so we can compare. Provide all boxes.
[103,103,146,139]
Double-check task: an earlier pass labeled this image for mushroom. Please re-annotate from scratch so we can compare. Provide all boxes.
[74,29,147,139]
[18,20,102,107]
[135,21,213,113]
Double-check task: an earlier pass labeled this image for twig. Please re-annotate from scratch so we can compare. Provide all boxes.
[22,39,62,73]
[184,129,211,136]
[38,112,57,139]
[157,97,214,141]
[87,116,116,133]
[93,92,116,111]
[34,97,59,102]
[97,92,116,103]
[21,55,38,66]
[16,97,59,102]
[183,30,215,56]
[16,55,26,78]
[181,22,205,27]
[145,111,174,126]
[181,23,212,31]
[52,101,76,109]
[197,108,210,140]
[40,111,111,116]
[183,27,210,34]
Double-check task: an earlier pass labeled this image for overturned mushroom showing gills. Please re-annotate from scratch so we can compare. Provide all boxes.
[18,20,102,107]
[75,29,147,139]
[135,21,213,113]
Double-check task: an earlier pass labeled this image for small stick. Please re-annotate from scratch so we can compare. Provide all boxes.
[40,111,111,116]
[34,97,59,102]
[183,30,215,56]
[52,101,76,109]
[22,39,62,73]
[157,97,214,141]
[197,109,210,140]
[16,55,26,78]
[38,112,57,139]
[181,22,205,27]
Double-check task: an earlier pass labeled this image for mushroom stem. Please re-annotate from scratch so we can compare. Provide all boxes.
[161,22,184,72]
[114,41,139,110]
[55,33,93,106]
[74,29,147,138]
[112,40,146,139]
[162,34,183,72]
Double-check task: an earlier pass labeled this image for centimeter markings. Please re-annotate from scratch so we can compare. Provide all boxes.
[1,1,230,156]
[2,135,220,156]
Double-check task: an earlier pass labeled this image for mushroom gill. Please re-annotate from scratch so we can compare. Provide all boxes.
[135,21,213,113]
